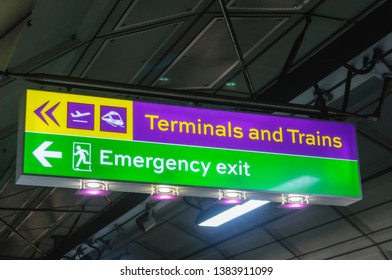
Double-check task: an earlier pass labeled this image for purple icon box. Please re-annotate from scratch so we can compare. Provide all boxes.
[67,102,94,130]
[100,105,127,133]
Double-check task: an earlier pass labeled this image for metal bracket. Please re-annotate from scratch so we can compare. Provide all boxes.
[313,84,332,119]
[218,0,256,98]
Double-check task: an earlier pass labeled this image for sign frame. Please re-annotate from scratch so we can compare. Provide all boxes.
[16,89,362,206]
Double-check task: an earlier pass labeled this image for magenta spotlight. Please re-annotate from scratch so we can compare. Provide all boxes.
[217,190,246,205]
[149,185,179,201]
[279,202,309,209]
[75,181,111,196]
[217,198,243,204]
[75,189,111,196]
[150,193,178,201]
[279,194,310,209]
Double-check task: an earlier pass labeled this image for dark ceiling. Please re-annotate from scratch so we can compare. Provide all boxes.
[0,0,392,260]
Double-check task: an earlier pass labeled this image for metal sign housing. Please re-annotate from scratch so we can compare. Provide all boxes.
[16,89,362,206]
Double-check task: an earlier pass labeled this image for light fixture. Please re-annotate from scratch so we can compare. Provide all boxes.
[75,180,111,196]
[135,204,156,232]
[196,200,270,227]
[149,185,179,201]
[225,81,236,87]
[279,194,309,209]
[217,190,246,204]
[158,77,170,82]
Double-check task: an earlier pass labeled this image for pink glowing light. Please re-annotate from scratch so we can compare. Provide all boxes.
[279,203,309,209]
[150,193,179,201]
[217,198,244,205]
[75,189,111,196]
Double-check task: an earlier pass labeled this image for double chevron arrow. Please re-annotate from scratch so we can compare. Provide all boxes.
[32,101,62,167]
[34,101,60,126]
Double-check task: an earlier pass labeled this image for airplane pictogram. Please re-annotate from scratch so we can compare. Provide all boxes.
[70,111,91,123]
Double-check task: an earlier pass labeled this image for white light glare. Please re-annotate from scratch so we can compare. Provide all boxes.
[198,200,269,227]
[157,187,172,193]
[85,181,104,189]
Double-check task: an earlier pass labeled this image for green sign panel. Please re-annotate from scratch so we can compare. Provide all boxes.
[23,132,360,197]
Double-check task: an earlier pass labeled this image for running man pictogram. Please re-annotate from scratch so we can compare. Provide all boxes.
[72,142,92,172]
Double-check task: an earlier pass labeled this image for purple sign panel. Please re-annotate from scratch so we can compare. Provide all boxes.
[100,105,127,133]
[67,102,94,130]
[132,102,358,160]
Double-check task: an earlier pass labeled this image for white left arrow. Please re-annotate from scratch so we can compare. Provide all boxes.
[33,141,63,167]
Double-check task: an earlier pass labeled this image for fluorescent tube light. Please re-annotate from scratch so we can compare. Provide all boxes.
[197,200,269,227]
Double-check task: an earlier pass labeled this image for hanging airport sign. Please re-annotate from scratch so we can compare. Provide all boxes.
[16,89,361,205]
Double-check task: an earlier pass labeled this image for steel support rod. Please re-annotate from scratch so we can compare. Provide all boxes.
[0,217,47,257]
[0,207,103,214]
[218,0,256,98]
[279,14,311,80]
[1,71,363,119]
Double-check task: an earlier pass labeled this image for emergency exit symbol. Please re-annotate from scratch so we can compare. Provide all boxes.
[34,101,60,126]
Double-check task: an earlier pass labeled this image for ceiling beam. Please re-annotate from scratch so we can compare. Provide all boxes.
[258,1,392,102]
[1,71,364,119]
[44,193,148,259]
